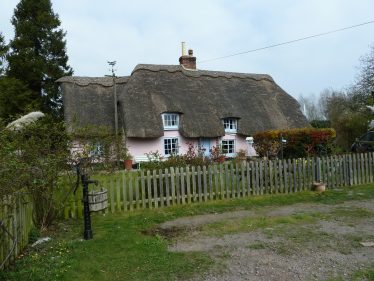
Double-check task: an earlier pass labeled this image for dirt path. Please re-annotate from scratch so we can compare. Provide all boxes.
[159,199,374,281]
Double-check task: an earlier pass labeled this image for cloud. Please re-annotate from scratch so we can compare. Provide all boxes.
[0,0,373,98]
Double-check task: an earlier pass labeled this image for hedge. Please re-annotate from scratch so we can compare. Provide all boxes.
[253,127,336,158]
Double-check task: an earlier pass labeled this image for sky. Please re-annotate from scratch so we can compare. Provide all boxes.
[1,0,374,100]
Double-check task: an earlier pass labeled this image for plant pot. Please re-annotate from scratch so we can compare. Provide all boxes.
[312,182,326,192]
[124,159,133,170]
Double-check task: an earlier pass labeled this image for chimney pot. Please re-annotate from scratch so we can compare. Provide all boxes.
[179,44,196,70]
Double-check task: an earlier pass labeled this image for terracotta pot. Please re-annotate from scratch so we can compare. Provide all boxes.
[312,182,326,192]
[124,159,133,170]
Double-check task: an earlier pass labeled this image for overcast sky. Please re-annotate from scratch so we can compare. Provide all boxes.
[1,0,373,99]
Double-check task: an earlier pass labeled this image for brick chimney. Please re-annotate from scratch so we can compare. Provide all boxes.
[179,42,196,69]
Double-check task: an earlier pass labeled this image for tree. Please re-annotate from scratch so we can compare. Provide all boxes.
[298,93,325,121]
[0,77,35,120]
[6,0,73,117]
[323,89,371,150]
[356,45,374,96]
[0,32,36,120]
[0,32,8,75]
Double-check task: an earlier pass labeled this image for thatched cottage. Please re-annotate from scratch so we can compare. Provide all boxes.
[58,47,308,162]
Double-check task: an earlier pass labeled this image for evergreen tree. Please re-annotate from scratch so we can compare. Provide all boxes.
[0,77,35,120]
[0,33,8,75]
[7,0,73,117]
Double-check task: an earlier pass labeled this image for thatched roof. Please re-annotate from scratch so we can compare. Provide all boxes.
[58,76,129,133]
[58,65,309,137]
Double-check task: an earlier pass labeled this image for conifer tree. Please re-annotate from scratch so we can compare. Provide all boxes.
[0,33,8,75]
[7,0,73,117]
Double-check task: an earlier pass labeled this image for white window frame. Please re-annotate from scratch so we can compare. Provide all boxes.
[223,118,238,133]
[162,113,179,130]
[221,139,235,157]
[89,142,104,158]
[163,137,179,156]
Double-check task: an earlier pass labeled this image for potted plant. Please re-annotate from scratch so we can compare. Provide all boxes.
[123,153,133,170]
[312,181,326,192]
[118,136,132,170]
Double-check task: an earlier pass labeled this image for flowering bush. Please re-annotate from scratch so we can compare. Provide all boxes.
[209,143,225,163]
[254,128,336,158]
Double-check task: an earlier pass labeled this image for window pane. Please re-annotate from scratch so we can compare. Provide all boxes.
[163,114,179,129]
[221,140,234,154]
[223,118,237,132]
[164,138,179,155]
[368,133,374,141]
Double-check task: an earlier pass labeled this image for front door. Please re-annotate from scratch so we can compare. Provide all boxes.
[200,138,211,157]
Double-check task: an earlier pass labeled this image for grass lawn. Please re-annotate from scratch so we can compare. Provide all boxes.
[1,184,374,281]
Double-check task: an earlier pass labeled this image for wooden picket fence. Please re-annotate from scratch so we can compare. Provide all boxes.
[64,152,374,218]
[0,193,33,270]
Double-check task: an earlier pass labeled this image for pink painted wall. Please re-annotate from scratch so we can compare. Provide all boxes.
[218,134,256,157]
[127,130,257,162]
[127,130,199,160]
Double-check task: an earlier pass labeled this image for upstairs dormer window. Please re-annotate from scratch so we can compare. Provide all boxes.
[162,113,179,130]
[223,118,237,133]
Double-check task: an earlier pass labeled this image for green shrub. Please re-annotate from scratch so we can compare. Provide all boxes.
[1,115,71,230]
[253,128,336,158]
[28,227,41,244]
[310,120,331,128]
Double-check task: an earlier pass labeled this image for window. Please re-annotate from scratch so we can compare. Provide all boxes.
[361,132,374,141]
[223,118,237,133]
[90,143,104,157]
[162,113,179,130]
[164,138,179,156]
[221,140,235,156]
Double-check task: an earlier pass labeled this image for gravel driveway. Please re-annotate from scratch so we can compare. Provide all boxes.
[159,199,374,281]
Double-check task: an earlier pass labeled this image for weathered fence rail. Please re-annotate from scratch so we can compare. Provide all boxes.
[0,193,33,270]
[64,152,374,218]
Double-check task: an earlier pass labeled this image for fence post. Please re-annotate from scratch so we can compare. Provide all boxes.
[203,166,208,201]
[186,166,191,204]
[135,176,140,210]
[159,169,164,208]
[170,167,176,205]
[175,167,181,204]
[197,166,202,202]
[230,163,236,198]
[191,166,197,202]
[241,162,246,197]
[165,168,170,207]
[316,157,321,183]
[246,162,251,196]
[140,170,146,209]
[180,167,186,205]
[153,170,158,208]
[146,170,152,209]
[368,152,373,183]
[219,165,224,199]
[208,166,213,200]
[348,154,353,186]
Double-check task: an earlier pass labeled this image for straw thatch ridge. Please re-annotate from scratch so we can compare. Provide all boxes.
[57,76,129,87]
[58,64,309,137]
[131,64,273,81]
